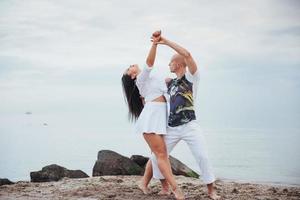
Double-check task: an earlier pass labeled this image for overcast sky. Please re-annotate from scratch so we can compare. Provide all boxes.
[0,0,299,130]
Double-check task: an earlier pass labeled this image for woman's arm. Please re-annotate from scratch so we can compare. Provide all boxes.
[146,30,161,67]
[146,43,157,67]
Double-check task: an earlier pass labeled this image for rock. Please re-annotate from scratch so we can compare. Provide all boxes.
[130,155,149,167]
[108,194,117,198]
[268,187,277,193]
[169,156,199,178]
[93,150,199,178]
[232,188,239,193]
[30,164,89,182]
[92,150,144,176]
[130,154,199,178]
[0,178,14,186]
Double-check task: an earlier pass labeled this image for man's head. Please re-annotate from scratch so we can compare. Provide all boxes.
[168,54,186,73]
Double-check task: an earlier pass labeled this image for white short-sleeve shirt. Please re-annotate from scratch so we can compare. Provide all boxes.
[185,69,201,103]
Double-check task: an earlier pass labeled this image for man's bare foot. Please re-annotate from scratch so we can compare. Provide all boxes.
[208,192,221,200]
[171,186,185,200]
[138,183,150,194]
[207,182,220,199]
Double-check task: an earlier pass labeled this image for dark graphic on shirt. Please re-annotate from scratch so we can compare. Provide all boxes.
[167,75,196,127]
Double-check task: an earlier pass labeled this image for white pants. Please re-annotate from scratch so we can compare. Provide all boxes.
[151,120,216,184]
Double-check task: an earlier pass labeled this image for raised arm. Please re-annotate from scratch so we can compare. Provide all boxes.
[157,37,198,75]
[146,30,161,67]
[146,43,157,67]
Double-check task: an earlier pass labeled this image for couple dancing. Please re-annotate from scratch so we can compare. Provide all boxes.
[122,30,220,200]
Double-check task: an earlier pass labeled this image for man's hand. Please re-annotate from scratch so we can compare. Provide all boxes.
[151,30,170,45]
[151,30,164,45]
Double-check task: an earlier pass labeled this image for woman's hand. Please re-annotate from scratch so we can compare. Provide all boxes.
[152,30,161,38]
[150,30,166,45]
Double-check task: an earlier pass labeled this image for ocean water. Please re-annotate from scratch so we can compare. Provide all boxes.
[1,111,299,186]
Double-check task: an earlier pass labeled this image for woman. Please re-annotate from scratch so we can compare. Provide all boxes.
[121,30,185,200]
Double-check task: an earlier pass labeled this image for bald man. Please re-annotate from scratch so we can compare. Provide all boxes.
[140,33,220,199]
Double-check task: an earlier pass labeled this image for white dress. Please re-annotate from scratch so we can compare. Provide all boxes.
[134,64,168,135]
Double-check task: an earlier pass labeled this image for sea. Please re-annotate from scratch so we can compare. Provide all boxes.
[1,110,299,186]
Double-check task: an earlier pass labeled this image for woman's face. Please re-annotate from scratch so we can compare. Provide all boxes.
[125,64,139,79]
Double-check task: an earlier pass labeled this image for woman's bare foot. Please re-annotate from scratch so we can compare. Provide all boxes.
[171,186,185,200]
[208,192,221,200]
[158,179,170,195]
[138,183,150,194]
[158,189,171,196]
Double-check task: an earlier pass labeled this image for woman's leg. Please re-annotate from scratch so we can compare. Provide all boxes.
[138,159,152,194]
[140,160,170,195]
[158,179,171,195]
[143,133,184,199]
[142,131,181,194]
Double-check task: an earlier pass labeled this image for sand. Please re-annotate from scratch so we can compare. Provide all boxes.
[0,176,299,200]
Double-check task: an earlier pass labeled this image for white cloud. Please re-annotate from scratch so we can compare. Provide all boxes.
[0,0,299,72]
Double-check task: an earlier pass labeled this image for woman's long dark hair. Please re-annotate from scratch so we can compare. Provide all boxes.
[121,74,144,121]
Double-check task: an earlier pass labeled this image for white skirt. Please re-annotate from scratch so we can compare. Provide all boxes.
[134,102,167,135]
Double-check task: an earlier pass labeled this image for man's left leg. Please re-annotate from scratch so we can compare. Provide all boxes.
[182,122,220,199]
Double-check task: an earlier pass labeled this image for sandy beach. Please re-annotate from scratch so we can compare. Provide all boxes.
[0,176,299,200]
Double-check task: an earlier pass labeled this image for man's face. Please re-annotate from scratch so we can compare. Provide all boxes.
[168,56,179,73]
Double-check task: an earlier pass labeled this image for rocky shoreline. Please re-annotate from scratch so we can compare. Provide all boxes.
[1,150,199,185]
[1,150,299,199]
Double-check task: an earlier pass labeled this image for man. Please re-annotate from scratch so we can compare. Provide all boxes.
[140,31,220,200]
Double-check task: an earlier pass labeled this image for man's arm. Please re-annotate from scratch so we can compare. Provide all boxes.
[157,37,198,75]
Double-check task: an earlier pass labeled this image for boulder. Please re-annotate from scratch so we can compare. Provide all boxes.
[93,150,144,176]
[130,155,149,168]
[169,156,199,178]
[30,164,89,182]
[130,154,199,178]
[0,178,14,186]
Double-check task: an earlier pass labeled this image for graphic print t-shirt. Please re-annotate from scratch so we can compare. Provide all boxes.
[167,70,200,127]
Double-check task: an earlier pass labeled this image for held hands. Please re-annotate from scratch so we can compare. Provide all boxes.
[150,30,167,45]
